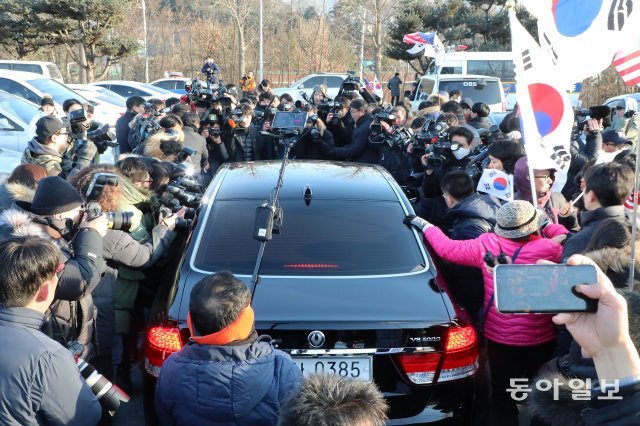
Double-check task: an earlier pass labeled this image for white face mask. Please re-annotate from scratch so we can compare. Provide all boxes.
[453,148,470,160]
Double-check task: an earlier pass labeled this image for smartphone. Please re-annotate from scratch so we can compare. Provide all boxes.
[493,264,598,314]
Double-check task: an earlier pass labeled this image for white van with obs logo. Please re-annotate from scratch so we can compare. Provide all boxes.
[0,60,64,83]
[411,74,506,113]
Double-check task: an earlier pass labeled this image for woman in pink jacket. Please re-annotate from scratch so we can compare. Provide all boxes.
[406,200,569,425]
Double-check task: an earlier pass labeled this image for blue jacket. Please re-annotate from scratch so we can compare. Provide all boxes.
[155,334,302,426]
[332,113,378,164]
[0,306,101,425]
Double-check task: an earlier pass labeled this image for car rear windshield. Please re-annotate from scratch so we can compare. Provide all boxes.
[438,79,502,105]
[193,199,426,276]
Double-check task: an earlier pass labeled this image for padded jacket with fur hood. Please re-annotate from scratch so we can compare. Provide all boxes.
[421,224,569,346]
[0,182,34,212]
[0,208,103,359]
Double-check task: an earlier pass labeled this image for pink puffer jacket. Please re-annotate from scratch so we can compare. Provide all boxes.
[423,224,567,346]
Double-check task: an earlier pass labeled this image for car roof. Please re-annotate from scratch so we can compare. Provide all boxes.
[151,77,189,83]
[211,161,401,201]
[92,80,148,85]
[0,70,47,80]
[421,74,501,80]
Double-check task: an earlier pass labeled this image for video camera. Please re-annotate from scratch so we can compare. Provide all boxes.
[341,70,361,92]
[187,77,233,109]
[465,145,491,181]
[68,108,119,154]
[84,173,134,232]
[422,122,456,169]
[573,105,611,141]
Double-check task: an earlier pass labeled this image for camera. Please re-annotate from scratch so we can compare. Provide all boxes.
[157,205,193,232]
[188,76,232,109]
[176,147,197,164]
[67,341,129,416]
[84,173,135,232]
[83,124,118,154]
[465,144,491,181]
[341,72,361,92]
[370,110,396,135]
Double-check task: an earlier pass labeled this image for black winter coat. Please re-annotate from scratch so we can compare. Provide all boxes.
[438,193,500,322]
[563,206,626,259]
[468,116,492,130]
[331,113,378,164]
[326,114,354,148]
[290,128,334,160]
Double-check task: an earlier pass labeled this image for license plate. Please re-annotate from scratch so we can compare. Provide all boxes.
[292,356,372,381]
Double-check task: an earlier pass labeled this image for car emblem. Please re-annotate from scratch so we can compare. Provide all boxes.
[308,331,325,348]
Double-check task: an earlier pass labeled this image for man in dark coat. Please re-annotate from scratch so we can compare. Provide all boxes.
[330,99,377,164]
[116,96,145,154]
[0,236,102,425]
[155,272,301,425]
[439,170,500,322]
[468,102,492,130]
[387,73,403,106]
[325,96,354,148]
[563,162,634,259]
[0,176,107,359]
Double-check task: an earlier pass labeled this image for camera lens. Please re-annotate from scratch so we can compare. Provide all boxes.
[105,211,133,232]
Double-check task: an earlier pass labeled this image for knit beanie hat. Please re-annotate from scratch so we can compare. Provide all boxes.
[16,176,83,216]
[35,115,66,144]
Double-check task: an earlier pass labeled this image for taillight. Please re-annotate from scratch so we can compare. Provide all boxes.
[395,325,478,385]
[144,325,183,377]
[440,325,478,382]
[395,353,441,384]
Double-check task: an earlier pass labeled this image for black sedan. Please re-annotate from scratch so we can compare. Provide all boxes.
[143,161,478,425]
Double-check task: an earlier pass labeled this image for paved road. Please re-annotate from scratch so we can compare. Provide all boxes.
[112,364,144,426]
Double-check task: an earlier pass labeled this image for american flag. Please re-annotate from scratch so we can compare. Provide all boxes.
[403,32,434,45]
[614,49,640,86]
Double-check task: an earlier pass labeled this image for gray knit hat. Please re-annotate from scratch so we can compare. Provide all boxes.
[494,200,545,239]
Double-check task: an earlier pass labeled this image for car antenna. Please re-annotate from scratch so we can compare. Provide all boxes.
[249,114,310,303]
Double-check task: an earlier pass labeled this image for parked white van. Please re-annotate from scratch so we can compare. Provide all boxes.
[0,60,64,83]
[411,74,506,113]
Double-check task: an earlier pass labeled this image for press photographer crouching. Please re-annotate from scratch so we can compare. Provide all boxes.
[0,176,107,360]
[70,166,178,393]
[419,125,475,230]
[0,236,102,425]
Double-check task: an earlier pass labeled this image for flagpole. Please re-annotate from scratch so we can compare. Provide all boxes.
[628,136,640,289]
[507,5,539,206]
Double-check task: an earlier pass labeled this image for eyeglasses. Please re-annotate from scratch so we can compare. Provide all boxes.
[55,262,65,278]
[534,174,553,180]
[55,131,69,136]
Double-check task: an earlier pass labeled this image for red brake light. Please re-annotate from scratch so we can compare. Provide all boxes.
[144,325,183,377]
[395,325,478,385]
[283,264,339,270]
[440,325,478,382]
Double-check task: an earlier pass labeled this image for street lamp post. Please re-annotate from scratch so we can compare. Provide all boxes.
[142,0,149,83]
[259,0,263,82]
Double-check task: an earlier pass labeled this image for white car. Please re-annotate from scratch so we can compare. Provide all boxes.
[272,73,349,101]
[67,84,125,126]
[91,80,177,101]
[151,77,190,95]
[0,90,39,153]
[0,147,23,180]
[0,70,91,115]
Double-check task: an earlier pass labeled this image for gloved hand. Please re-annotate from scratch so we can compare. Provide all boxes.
[403,215,432,232]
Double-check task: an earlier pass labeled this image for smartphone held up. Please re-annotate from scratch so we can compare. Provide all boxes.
[493,264,598,314]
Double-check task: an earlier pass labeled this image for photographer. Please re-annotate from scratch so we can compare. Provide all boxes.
[325,96,354,148]
[116,157,153,190]
[330,99,377,164]
[116,96,146,154]
[208,120,244,169]
[290,109,335,160]
[181,112,209,177]
[201,55,221,84]
[419,126,475,229]
[565,117,602,199]
[239,71,256,97]
[70,166,177,392]
[63,99,102,171]
[0,176,108,359]
[372,108,412,185]
[468,102,492,130]
[221,104,263,161]
[0,236,102,425]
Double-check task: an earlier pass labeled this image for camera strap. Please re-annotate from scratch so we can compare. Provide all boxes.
[477,245,523,334]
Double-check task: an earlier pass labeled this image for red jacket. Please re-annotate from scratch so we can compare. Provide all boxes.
[423,224,568,346]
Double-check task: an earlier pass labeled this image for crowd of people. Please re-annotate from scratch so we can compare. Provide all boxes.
[0,54,639,425]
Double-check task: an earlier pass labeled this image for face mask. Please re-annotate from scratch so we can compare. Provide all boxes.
[453,148,470,160]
